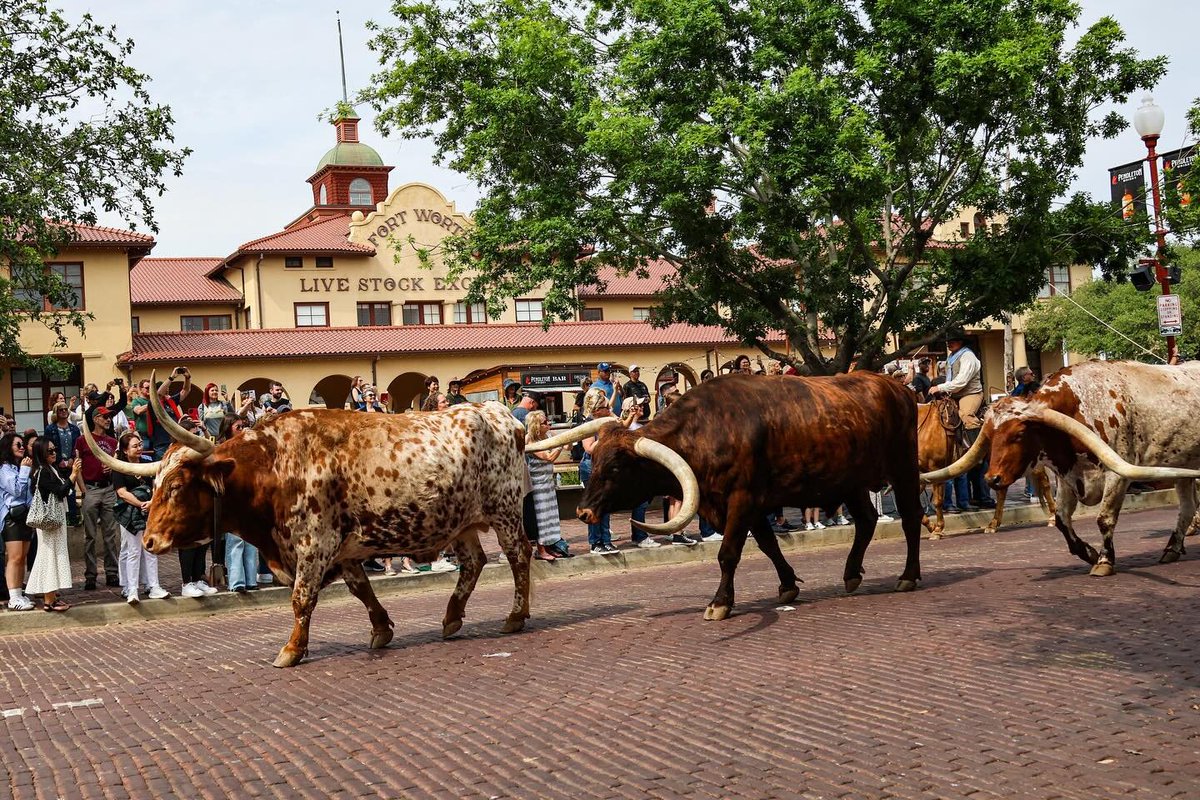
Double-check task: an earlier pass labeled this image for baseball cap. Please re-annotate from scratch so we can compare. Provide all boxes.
[597,362,611,371]
[629,364,641,372]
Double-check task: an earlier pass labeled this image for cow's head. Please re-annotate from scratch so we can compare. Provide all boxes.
[984,397,1047,488]
[525,417,699,534]
[80,370,237,554]
[921,394,1200,486]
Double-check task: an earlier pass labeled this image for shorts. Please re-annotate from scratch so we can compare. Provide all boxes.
[2,506,32,543]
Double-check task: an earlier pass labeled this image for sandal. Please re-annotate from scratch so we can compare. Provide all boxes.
[534,549,557,562]
[45,599,70,613]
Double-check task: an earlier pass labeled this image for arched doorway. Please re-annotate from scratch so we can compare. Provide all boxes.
[237,377,284,407]
[310,374,354,409]
[384,372,428,412]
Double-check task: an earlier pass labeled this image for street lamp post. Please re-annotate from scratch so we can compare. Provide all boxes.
[1132,95,1178,363]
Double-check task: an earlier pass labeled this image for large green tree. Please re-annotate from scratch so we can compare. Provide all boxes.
[0,1,188,372]
[1025,247,1200,361]
[364,0,1162,373]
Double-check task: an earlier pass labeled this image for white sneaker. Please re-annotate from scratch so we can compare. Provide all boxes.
[181,582,204,599]
[804,522,815,531]
[194,580,219,596]
[126,591,140,605]
[700,532,724,542]
[257,573,274,585]
[1026,495,1037,504]
[7,595,33,611]
[878,514,895,522]
[835,515,850,526]
[636,538,662,548]
[813,521,826,529]
[147,586,170,600]
[429,558,457,573]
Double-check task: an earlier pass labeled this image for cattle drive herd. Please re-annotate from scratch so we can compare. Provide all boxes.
[85,361,1200,667]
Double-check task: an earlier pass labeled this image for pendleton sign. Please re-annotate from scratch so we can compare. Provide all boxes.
[1161,146,1196,207]
[1109,160,1148,220]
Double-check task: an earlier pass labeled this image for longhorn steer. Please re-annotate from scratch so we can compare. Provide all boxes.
[532,373,924,620]
[916,397,1056,538]
[924,360,1200,574]
[84,376,532,667]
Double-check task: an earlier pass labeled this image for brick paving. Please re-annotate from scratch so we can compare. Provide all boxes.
[1,506,1199,798]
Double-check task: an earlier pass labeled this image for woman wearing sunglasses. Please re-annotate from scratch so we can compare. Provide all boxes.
[26,439,77,611]
[0,432,34,610]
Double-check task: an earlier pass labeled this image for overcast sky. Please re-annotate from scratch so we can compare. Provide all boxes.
[54,0,1200,257]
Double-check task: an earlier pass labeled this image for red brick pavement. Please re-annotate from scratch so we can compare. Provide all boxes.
[1,507,1199,798]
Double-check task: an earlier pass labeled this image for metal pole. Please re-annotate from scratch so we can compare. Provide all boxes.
[1144,134,1178,363]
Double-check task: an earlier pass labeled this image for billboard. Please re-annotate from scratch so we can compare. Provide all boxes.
[1160,145,1196,208]
[1109,160,1147,220]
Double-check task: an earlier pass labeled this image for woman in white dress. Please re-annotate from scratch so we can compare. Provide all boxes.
[26,439,76,612]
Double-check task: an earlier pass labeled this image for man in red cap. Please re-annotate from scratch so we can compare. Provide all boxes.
[73,405,121,589]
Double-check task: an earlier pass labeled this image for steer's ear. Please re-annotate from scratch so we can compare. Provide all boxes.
[202,456,236,495]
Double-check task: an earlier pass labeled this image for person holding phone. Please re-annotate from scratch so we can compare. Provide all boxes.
[147,367,192,460]
[199,383,233,438]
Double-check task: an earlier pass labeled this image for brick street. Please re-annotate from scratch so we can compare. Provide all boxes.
[1,506,1199,799]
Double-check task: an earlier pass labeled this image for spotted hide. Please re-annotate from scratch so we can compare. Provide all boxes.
[573,372,924,620]
[140,402,531,667]
[983,360,1200,575]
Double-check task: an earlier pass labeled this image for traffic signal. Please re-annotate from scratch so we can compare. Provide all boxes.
[1129,265,1156,291]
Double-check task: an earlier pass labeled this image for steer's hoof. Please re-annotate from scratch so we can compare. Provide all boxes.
[371,628,394,649]
[929,532,943,541]
[703,604,730,621]
[895,579,918,592]
[1089,561,1116,577]
[777,587,800,605]
[442,619,463,639]
[1159,549,1182,565]
[844,577,862,594]
[982,526,997,535]
[500,614,527,634]
[272,647,306,669]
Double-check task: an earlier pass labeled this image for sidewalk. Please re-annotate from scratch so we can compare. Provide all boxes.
[0,489,1180,635]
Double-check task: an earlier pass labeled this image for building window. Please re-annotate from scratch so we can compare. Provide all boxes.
[580,307,604,322]
[131,317,139,334]
[349,178,373,206]
[357,302,392,326]
[1037,266,1071,298]
[959,221,971,238]
[632,307,653,321]
[515,299,543,323]
[452,302,486,324]
[180,315,232,331]
[285,256,303,269]
[402,302,442,325]
[294,302,329,327]
[10,365,80,433]
[318,184,328,205]
[14,262,84,311]
[315,256,333,269]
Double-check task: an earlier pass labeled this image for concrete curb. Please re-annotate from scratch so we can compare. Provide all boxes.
[0,489,1181,637]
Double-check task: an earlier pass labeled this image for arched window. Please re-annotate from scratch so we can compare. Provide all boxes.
[349,178,372,206]
[972,212,985,235]
[318,183,328,205]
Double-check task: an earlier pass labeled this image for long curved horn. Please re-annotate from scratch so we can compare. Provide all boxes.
[629,437,700,535]
[1038,408,1200,481]
[524,417,621,452]
[80,419,160,478]
[148,369,214,455]
[920,425,990,483]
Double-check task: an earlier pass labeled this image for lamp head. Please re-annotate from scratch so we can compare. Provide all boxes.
[1133,95,1165,140]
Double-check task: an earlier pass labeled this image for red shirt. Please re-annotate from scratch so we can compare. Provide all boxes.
[75,434,117,484]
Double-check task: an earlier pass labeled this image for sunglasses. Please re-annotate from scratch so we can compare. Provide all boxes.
[13,441,25,449]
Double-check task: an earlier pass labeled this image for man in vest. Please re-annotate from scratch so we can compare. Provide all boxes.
[929,330,994,510]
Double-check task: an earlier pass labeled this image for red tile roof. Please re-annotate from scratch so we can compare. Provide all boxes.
[122,320,783,364]
[577,259,677,298]
[68,222,155,246]
[206,215,375,276]
[130,258,243,306]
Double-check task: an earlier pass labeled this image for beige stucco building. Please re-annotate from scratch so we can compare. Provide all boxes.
[1,109,1087,430]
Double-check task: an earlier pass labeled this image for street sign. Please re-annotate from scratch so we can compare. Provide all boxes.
[1157,294,1183,336]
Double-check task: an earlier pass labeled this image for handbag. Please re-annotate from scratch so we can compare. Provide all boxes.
[26,466,66,530]
[27,492,64,530]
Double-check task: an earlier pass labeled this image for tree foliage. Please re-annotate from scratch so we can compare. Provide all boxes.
[364,0,1163,373]
[0,1,188,373]
[1025,247,1200,362]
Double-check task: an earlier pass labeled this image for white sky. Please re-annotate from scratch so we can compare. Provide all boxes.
[54,0,1200,257]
